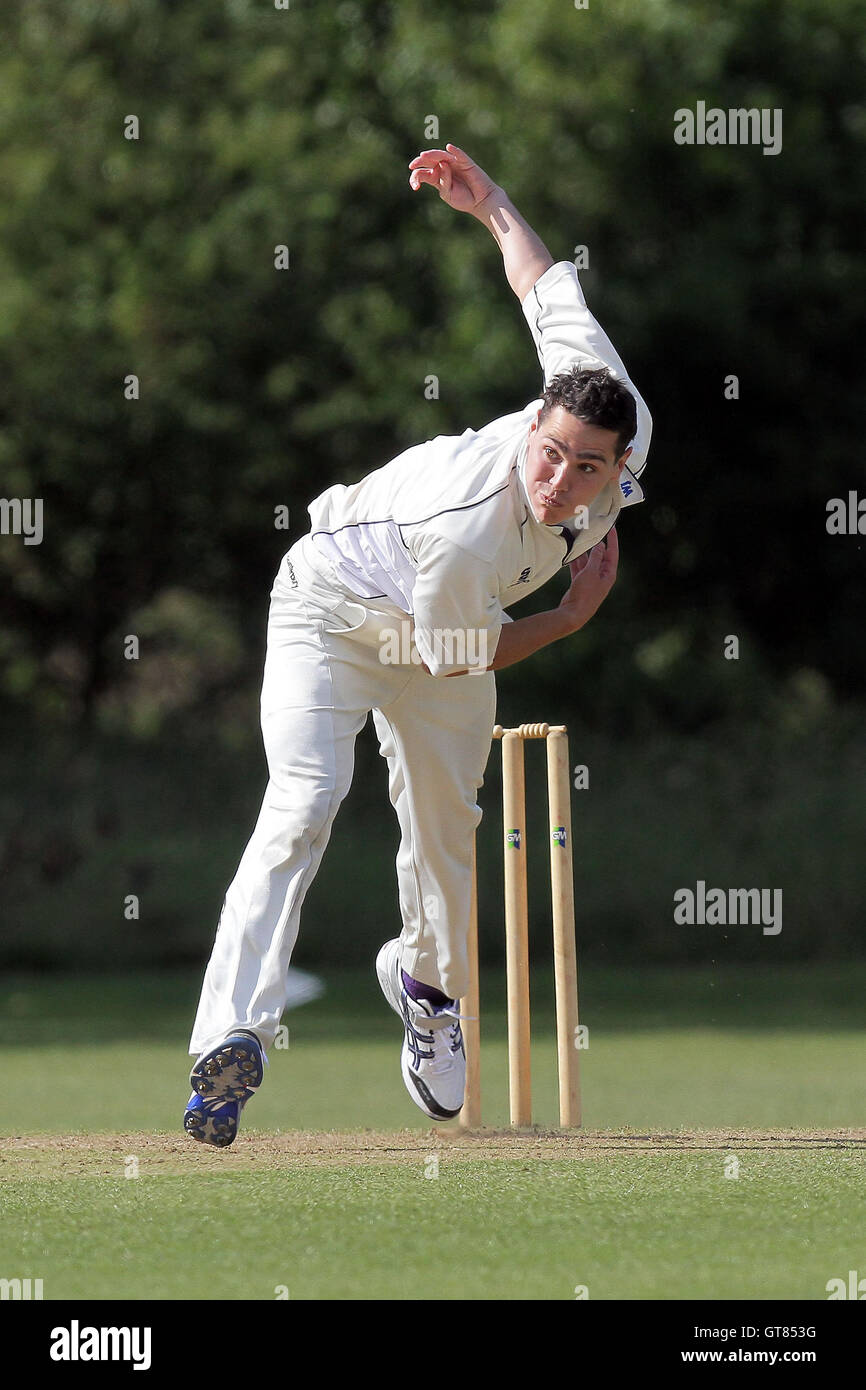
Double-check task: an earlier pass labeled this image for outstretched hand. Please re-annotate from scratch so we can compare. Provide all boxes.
[407,143,498,215]
[558,527,620,632]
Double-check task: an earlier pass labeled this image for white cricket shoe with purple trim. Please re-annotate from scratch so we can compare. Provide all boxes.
[376,938,466,1120]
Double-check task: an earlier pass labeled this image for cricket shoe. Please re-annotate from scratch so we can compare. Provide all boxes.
[375,939,466,1121]
[184,1030,265,1148]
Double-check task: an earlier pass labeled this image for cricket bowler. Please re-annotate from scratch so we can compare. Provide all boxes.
[184,143,652,1145]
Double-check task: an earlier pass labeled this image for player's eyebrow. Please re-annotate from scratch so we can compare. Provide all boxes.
[545,434,609,463]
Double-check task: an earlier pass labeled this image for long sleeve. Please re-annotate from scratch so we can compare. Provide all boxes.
[521,260,652,478]
[409,532,504,676]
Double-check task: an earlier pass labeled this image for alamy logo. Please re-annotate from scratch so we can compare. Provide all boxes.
[674,102,782,156]
[674,880,782,935]
[826,493,866,534]
[0,497,43,545]
[50,1321,152,1370]
[827,1270,866,1299]
[0,1277,43,1300]
[379,621,489,673]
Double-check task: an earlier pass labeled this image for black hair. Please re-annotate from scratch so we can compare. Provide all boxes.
[538,365,636,459]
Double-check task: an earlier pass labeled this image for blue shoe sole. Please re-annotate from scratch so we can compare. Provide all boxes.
[184,1098,239,1148]
[184,1035,264,1148]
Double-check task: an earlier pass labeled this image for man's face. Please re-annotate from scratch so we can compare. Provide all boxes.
[524,406,631,526]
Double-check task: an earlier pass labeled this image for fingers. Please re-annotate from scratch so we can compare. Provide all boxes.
[599,526,619,581]
[409,162,451,193]
[408,147,460,170]
[408,146,470,186]
[408,150,458,186]
[408,164,453,198]
[408,167,444,193]
[589,528,618,563]
[571,527,619,582]
[409,166,434,191]
[408,146,473,199]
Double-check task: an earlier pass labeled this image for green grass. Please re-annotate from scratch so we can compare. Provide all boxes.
[1,967,864,1299]
[2,1155,863,1300]
[2,965,866,1132]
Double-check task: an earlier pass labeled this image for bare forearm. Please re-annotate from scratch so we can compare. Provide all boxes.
[489,609,573,671]
[471,186,554,301]
[430,610,571,677]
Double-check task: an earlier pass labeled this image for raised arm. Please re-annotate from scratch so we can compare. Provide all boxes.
[408,143,553,301]
[408,143,652,478]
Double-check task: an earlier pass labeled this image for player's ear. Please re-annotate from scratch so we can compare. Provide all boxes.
[614,446,632,472]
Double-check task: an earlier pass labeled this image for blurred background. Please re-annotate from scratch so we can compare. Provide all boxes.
[1,0,863,984]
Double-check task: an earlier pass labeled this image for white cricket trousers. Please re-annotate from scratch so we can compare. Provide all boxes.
[189,536,496,1055]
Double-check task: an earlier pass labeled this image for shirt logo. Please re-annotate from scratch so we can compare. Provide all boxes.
[621,479,634,498]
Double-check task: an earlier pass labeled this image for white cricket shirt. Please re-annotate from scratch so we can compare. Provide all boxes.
[304,260,652,674]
